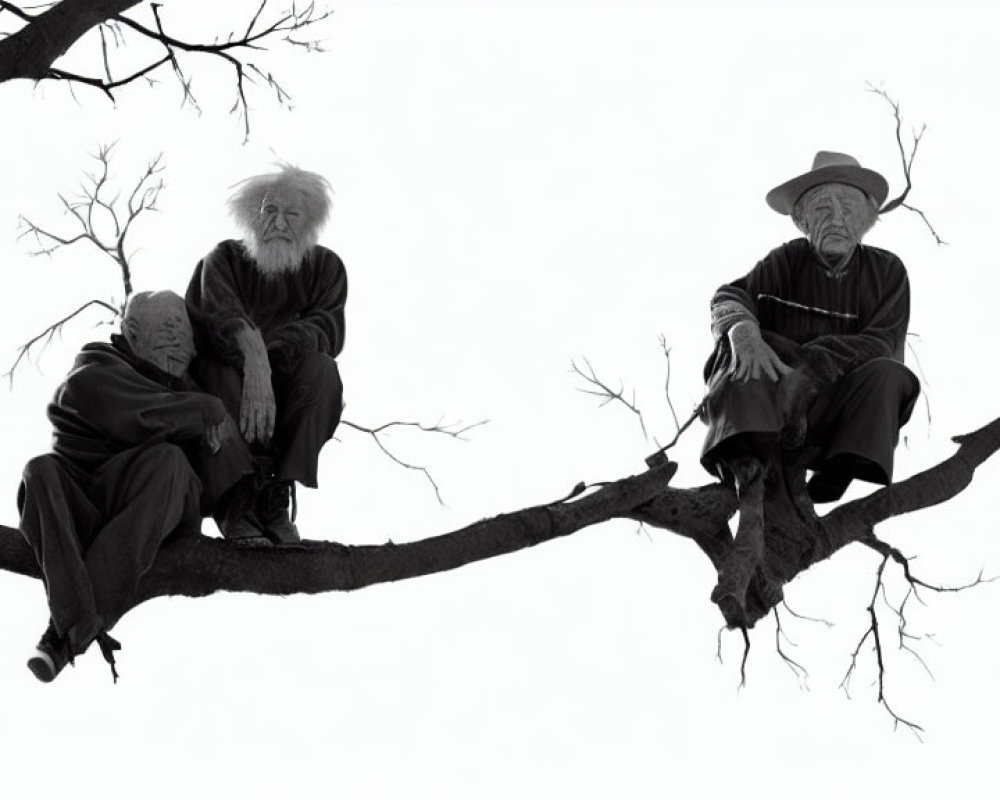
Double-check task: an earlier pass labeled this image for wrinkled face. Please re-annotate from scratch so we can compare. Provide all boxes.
[256,188,306,246]
[124,292,196,377]
[796,183,876,259]
[247,187,311,276]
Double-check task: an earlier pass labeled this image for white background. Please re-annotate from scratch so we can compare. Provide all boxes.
[1,1,999,797]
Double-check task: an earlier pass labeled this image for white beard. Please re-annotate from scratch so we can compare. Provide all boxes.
[244,236,312,277]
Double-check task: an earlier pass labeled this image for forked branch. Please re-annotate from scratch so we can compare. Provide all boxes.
[0,1,332,140]
[867,82,947,245]
[17,142,163,298]
[339,417,489,506]
[4,299,120,385]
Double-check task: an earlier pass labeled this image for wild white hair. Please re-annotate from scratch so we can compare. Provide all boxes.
[228,165,333,272]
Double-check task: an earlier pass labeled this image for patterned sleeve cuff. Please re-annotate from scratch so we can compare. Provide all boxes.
[711,298,757,341]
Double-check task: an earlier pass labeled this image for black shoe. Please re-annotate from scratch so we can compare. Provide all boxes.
[215,477,270,545]
[256,479,300,544]
[27,621,72,683]
[807,469,853,503]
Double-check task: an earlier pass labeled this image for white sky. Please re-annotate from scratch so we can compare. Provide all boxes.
[1,1,999,797]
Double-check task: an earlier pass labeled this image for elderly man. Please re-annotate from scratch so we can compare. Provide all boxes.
[186,165,346,545]
[702,151,920,623]
[18,291,253,682]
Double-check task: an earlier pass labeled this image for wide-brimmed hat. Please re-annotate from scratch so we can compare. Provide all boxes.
[765,151,889,215]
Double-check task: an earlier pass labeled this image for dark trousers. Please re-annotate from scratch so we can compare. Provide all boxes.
[192,352,343,488]
[702,358,920,484]
[18,444,202,653]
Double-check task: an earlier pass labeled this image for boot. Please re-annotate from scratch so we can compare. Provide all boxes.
[256,479,300,544]
[27,620,72,683]
[215,476,270,546]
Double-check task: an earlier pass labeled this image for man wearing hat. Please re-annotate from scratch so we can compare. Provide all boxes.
[702,151,920,623]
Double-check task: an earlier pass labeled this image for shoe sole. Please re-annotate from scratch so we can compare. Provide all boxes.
[27,655,56,683]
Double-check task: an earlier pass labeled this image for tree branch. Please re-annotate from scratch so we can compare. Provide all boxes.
[339,417,489,506]
[0,460,680,605]
[3,298,120,384]
[571,356,649,440]
[10,143,162,379]
[0,0,332,139]
[0,0,143,83]
[867,81,947,244]
[2,410,999,724]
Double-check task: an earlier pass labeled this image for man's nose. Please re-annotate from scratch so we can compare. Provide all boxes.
[274,213,288,230]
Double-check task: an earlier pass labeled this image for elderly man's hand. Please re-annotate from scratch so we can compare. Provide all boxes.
[235,324,276,445]
[205,414,238,454]
[727,321,793,382]
[240,367,276,445]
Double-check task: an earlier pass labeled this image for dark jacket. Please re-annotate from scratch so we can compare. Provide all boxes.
[185,239,348,379]
[48,336,226,471]
[705,238,911,387]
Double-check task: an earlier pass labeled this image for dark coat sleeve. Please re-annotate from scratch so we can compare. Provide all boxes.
[708,246,786,341]
[703,248,782,381]
[51,354,226,450]
[265,248,348,377]
[185,242,254,368]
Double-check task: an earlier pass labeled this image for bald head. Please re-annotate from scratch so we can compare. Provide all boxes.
[122,291,196,377]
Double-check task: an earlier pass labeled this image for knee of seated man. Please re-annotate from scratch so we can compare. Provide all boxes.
[21,453,65,486]
[288,352,343,400]
[847,358,920,399]
[139,443,197,482]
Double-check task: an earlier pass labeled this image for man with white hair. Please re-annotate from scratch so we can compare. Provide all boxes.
[186,165,346,545]
[701,151,920,624]
[18,291,251,682]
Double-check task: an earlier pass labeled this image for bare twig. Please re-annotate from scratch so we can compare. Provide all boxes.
[878,583,935,681]
[12,144,163,379]
[4,299,120,385]
[18,143,163,299]
[866,82,947,245]
[860,534,996,598]
[840,553,925,739]
[901,202,947,246]
[780,600,834,629]
[149,2,200,114]
[571,356,648,440]
[773,606,809,688]
[738,626,750,689]
[841,538,992,739]
[4,1,332,140]
[109,1,331,140]
[905,333,932,430]
[658,334,681,434]
[644,404,703,468]
[339,417,488,506]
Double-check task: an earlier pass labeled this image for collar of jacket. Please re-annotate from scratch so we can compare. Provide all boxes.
[109,334,190,392]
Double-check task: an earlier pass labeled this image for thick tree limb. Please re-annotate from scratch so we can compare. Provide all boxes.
[0,461,680,607]
[2,413,998,615]
[0,0,142,84]
[0,1,331,139]
[2,414,998,724]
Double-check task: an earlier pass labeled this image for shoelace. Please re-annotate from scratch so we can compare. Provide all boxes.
[96,632,122,683]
